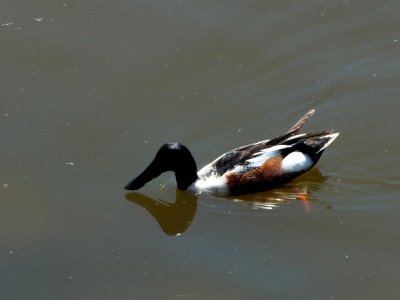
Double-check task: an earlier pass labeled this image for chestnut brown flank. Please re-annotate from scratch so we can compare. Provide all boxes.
[226,154,283,187]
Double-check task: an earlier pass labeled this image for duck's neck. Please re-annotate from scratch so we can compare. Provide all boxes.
[125,143,199,191]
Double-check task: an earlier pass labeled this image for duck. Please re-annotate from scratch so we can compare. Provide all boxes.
[124,109,339,196]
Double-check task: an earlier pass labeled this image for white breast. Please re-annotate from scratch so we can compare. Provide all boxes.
[190,175,229,196]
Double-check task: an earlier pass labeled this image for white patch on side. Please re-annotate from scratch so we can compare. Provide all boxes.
[281,151,313,173]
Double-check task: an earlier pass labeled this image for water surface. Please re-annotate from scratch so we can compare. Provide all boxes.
[1,1,400,299]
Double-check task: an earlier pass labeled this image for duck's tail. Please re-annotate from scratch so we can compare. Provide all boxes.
[264,109,317,147]
[287,130,339,155]
[286,109,315,135]
[305,131,339,154]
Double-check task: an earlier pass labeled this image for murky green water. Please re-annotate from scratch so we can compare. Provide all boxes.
[1,1,400,299]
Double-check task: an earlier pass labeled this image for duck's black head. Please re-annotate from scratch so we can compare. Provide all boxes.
[124,143,198,191]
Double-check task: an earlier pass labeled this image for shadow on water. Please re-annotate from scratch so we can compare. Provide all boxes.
[125,168,331,236]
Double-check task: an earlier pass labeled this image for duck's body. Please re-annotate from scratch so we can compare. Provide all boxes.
[125,109,339,196]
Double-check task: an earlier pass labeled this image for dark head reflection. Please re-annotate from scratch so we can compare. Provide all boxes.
[125,190,197,236]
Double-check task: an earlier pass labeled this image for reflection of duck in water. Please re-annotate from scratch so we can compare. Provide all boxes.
[125,191,197,236]
[126,169,331,236]
[229,167,332,210]
[125,109,339,196]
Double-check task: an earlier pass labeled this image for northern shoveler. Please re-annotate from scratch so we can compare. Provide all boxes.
[125,109,339,196]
